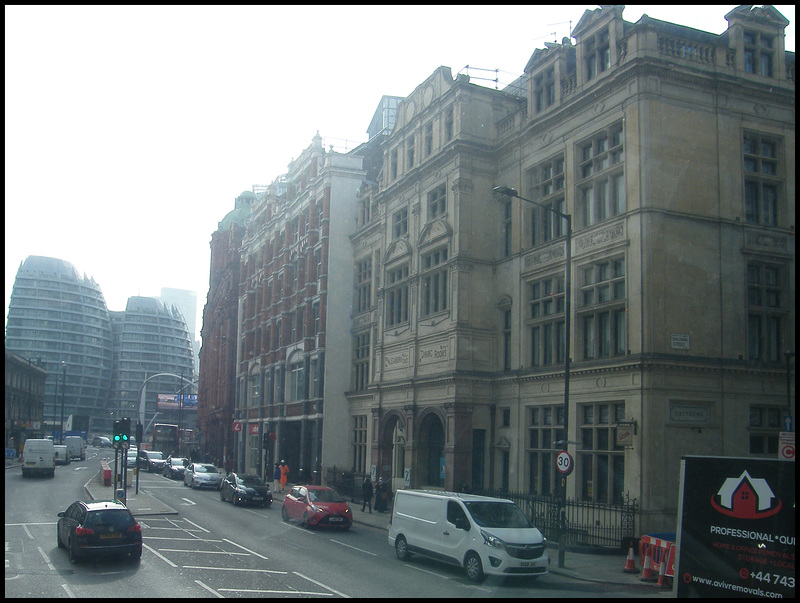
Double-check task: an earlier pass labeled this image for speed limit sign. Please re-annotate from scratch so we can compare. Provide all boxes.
[556,451,574,475]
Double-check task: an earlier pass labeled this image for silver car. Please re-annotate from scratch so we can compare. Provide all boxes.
[183,463,222,490]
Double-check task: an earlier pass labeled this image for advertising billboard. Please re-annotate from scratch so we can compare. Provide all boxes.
[675,456,795,598]
[157,393,198,410]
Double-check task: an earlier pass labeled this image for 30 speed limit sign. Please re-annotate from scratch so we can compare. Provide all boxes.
[556,451,574,475]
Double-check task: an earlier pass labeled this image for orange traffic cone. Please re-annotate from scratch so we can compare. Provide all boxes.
[623,544,637,573]
[655,553,670,588]
[640,551,657,582]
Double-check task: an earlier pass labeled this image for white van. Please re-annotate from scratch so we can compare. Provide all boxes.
[21,438,56,478]
[64,435,86,461]
[388,490,549,582]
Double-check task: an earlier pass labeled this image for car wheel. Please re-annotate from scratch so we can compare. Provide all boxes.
[281,505,290,522]
[68,538,80,563]
[395,535,410,561]
[57,529,65,549]
[464,551,486,583]
[130,547,142,561]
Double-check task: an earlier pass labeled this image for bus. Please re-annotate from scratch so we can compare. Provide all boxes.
[152,423,179,456]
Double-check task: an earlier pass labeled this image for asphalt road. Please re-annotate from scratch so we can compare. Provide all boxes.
[6,448,668,598]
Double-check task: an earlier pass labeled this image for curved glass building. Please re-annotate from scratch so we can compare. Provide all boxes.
[5,256,114,437]
[109,297,194,443]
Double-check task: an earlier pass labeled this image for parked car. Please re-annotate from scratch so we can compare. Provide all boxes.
[281,485,352,529]
[57,500,142,563]
[142,450,166,473]
[220,473,273,507]
[184,463,222,489]
[54,444,71,465]
[163,456,189,480]
[92,436,112,448]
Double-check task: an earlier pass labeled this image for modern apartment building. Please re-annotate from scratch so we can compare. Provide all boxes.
[109,297,195,444]
[6,256,114,436]
[346,5,794,534]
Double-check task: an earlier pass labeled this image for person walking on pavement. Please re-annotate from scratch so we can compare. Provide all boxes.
[361,476,373,513]
[279,460,289,492]
[273,462,281,492]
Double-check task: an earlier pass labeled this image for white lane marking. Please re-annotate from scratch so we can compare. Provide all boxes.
[295,571,351,598]
[157,549,249,555]
[143,542,177,567]
[61,583,77,598]
[329,539,377,556]
[217,588,333,596]
[144,536,223,542]
[23,525,34,539]
[181,498,196,505]
[195,580,224,598]
[183,518,210,533]
[37,546,56,571]
[223,538,269,560]
[184,565,287,574]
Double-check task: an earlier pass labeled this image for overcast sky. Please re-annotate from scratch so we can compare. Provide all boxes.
[5,5,795,340]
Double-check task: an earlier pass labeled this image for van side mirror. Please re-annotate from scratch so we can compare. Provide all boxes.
[455,517,470,531]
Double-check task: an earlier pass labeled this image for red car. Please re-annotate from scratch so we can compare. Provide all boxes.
[281,485,352,529]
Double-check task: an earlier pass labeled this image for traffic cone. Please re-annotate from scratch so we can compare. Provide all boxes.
[640,551,657,582]
[655,554,669,588]
[623,543,637,573]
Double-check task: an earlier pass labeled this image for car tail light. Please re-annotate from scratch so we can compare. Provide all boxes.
[75,526,95,536]
[127,523,142,533]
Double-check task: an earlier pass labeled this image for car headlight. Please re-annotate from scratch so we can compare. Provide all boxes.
[480,529,506,550]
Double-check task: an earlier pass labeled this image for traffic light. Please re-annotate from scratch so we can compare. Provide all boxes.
[113,420,122,448]
[120,417,131,448]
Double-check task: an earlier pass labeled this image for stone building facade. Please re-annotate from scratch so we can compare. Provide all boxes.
[346,5,794,534]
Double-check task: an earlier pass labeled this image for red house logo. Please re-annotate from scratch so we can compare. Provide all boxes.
[710,470,782,519]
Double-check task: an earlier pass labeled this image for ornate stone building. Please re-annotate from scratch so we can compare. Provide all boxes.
[347,5,794,534]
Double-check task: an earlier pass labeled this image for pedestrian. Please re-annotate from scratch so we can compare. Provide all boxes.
[280,460,289,492]
[273,462,281,491]
[361,476,373,513]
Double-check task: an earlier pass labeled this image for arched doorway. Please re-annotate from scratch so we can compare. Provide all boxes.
[418,411,445,488]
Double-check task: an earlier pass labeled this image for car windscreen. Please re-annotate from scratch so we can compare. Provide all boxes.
[239,475,264,486]
[85,509,135,529]
[195,465,218,473]
[172,458,187,466]
[463,501,534,529]
[147,452,163,460]
[309,489,343,503]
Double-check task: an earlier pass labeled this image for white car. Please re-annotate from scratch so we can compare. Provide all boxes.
[126,449,139,468]
[183,463,223,490]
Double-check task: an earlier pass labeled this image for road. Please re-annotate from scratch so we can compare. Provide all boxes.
[6,447,666,598]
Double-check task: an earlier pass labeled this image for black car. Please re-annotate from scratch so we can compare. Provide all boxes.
[57,500,142,563]
[141,450,166,473]
[163,456,188,479]
[220,472,273,507]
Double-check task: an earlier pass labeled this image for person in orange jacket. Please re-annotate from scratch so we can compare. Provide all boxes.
[279,460,289,492]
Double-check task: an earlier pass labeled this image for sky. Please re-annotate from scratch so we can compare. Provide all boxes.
[5,5,795,341]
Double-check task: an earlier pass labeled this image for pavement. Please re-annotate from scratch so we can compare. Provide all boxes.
[7,455,674,592]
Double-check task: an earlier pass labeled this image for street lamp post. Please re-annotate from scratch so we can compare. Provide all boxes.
[493,185,572,568]
[59,361,67,444]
